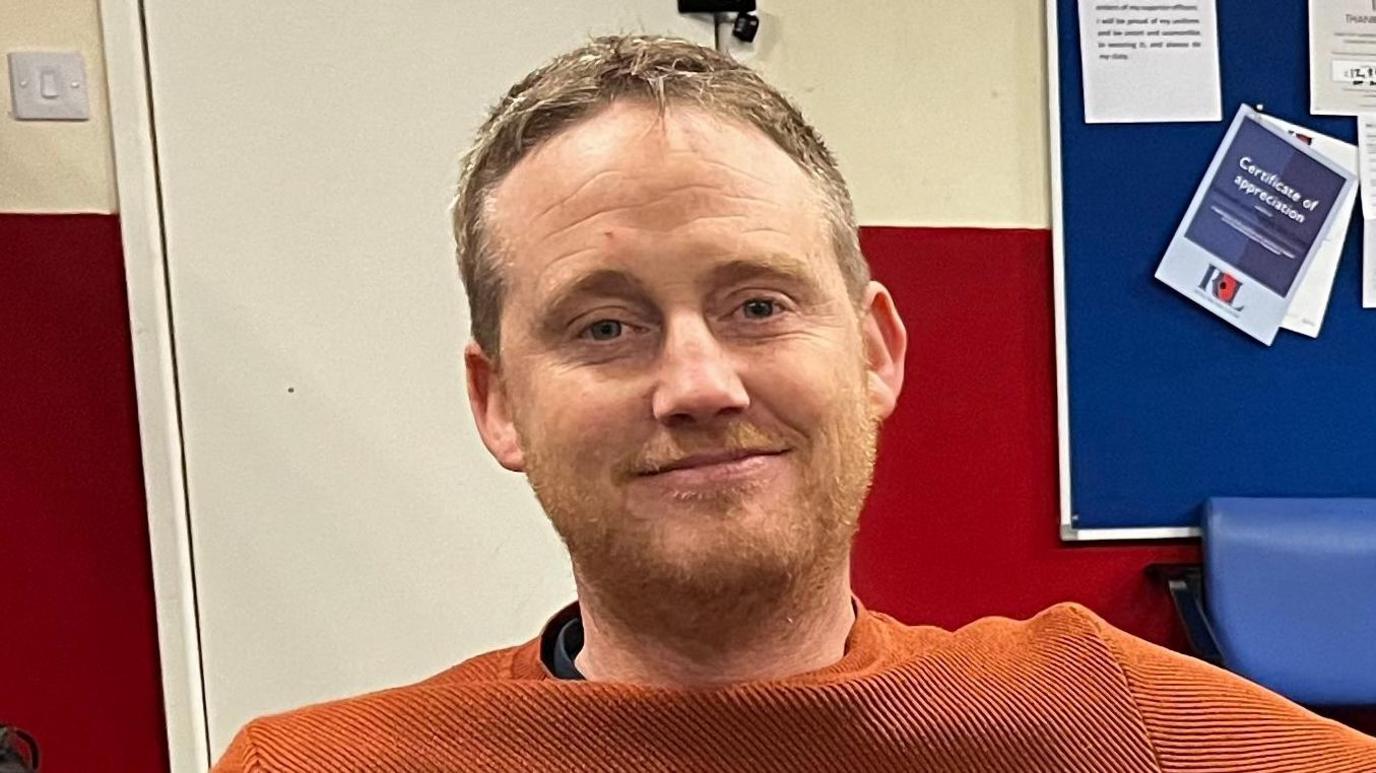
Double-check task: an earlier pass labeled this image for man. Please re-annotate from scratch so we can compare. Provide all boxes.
[216,35,1376,771]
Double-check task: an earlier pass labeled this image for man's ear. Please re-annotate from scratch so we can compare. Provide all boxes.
[464,341,526,472]
[858,281,907,421]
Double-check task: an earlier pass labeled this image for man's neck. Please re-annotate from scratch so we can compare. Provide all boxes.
[572,573,856,687]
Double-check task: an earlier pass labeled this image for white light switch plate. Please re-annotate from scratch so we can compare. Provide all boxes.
[8,51,90,121]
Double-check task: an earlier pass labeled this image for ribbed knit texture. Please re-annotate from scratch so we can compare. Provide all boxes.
[214,603,1376,772]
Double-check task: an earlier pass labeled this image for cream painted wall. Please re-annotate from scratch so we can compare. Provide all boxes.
[741,0,1051,229]
[0,0,117,213]
[1,1,1050,223]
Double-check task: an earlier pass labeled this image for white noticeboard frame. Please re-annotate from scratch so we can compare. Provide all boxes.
[1046,0,1203,543]
[99,1,211,770]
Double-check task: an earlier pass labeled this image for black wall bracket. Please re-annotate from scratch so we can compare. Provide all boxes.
[677,0,760,44]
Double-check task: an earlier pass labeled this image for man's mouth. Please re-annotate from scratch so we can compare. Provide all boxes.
[640,448,789,476]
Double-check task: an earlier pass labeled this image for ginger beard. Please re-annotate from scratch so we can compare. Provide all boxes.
[513,356,879,645]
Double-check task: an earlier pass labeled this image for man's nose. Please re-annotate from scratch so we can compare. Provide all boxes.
[651,318,749,425]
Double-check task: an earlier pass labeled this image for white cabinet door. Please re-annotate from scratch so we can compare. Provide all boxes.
[140,1,712,757]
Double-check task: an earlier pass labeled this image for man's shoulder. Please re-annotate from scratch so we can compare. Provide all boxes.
[929,602,1376,768]
[876,600,1253,718]
[850,601,1154,733]
[212,642,540,772]
[913,602,1139,690]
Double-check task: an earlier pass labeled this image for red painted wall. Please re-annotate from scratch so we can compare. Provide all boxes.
[854,227,1200,647]
[1,214,169,773]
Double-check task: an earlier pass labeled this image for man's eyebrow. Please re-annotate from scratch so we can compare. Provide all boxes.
[539,269,648,331]
[705,255,821,290]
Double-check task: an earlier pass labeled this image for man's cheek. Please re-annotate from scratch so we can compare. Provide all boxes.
[753,360,845,411]
[538,412,616,466]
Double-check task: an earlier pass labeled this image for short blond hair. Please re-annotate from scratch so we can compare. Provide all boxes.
[453,34,867,357]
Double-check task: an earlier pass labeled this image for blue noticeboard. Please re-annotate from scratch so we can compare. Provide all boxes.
[1051,0,1376,539]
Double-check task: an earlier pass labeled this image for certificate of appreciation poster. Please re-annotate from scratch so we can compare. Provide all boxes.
[1156,106,1356,345]
[1310,0,1376,115]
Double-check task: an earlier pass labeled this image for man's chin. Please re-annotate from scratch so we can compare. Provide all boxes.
[624,515,818,587]
[561,495,859,642]
[609,544,804,616]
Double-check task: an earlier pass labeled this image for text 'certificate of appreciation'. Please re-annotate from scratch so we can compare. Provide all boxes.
[1077,0,1221,123]
[1310,0,1376,115]
[1156,106,1357,345]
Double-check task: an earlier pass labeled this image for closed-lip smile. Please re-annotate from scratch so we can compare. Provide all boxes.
[643,448,789,475]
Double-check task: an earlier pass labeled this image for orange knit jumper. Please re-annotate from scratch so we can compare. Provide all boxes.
[215,603,1376,772]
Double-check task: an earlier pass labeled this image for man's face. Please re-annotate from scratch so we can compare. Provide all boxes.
[467,102,905,613]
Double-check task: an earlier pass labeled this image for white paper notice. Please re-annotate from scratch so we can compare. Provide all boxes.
[1309,1,1376,116]
[1360,116,1376,307]
[1255,115,1359,337]
[1357,115,1376,220]
[1077,0,1222,123]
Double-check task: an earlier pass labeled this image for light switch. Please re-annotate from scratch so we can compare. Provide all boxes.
[39,68,60,99]
[8,51,89,121]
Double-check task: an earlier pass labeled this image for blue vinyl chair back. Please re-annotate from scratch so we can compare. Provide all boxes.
[1205,497,1376,706]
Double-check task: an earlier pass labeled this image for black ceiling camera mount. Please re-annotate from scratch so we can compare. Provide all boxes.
[677,0,760,44]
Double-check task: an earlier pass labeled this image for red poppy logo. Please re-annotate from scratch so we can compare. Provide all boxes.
[1214,272,1240,303]
[1198,265,1246,311]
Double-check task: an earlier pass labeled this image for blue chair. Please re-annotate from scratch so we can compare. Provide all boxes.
[1151,497,1376,707]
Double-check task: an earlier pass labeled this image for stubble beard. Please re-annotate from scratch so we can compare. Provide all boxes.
[519,380,879,652]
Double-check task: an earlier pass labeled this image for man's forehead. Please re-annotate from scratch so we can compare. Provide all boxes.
[489,102,819,227]
[485,101,833,305]
[520,101,777,168]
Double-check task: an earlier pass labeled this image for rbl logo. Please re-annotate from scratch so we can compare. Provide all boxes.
[1198,264,1245,311]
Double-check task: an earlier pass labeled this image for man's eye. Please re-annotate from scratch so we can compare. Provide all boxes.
[740,298,781,320]
[581,319,624,341]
